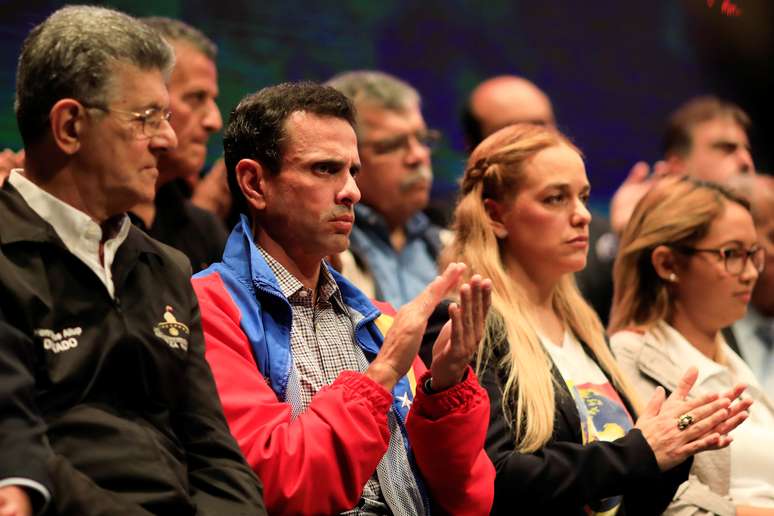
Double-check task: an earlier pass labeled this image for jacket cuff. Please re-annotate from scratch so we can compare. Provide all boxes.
[413,366,484,420]
[334,370,393,414]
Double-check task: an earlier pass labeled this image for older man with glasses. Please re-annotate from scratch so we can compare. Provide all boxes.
[327,71,450,308]
[0,6,265,515]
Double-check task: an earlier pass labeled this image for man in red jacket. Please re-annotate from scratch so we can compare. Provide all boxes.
[192,81,496,515]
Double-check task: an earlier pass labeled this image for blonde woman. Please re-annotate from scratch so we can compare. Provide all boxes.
[445,124,750,515]
[610,176,774,515]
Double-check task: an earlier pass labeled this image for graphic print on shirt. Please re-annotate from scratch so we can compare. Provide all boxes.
[566,380,634,516]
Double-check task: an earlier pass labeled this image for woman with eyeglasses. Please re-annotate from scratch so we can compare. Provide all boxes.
[444,123,750,515]
[610,175,774,515]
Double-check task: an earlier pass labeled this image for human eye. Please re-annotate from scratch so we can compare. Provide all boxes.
[144,108,170,130]
[184,91,208,108]
[372,135,406,155]
[312,161,340,175]
[543,192,565,205]
[715,142,737,155]
[720,247,744,261]
[417,129,442,149]
[579,192,590,205]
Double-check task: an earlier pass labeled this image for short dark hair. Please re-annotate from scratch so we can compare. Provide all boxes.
[662,95,751,159]
[142,17,217,60]
[223,81,356,215]
[15,5,174,146]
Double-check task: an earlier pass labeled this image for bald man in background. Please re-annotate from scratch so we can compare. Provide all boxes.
[462,75,555,151]
[461,75,618,324]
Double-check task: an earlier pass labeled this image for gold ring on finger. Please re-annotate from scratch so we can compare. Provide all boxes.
[677,414,694,431]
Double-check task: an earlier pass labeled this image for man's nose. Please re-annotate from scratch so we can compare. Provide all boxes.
[338,171,361,206]
[202,99,222,134]
[151,118,178,151]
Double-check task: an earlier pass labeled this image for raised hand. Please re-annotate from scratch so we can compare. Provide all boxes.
[366,262,467,391]
[610,160,668,234]
[430,274,492,391]
[635,367,751,471]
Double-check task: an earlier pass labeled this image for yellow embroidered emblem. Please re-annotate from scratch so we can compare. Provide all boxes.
[153,305,190,351]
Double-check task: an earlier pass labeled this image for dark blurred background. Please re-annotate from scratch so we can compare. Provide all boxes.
[1,0,771,214]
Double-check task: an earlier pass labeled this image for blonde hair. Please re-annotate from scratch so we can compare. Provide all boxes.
[609,176,751,334]
[443,123,640,452]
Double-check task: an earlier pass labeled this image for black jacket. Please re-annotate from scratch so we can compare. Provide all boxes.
[482,335,691,515]
[130,179,228,274]
[0,183,266,515]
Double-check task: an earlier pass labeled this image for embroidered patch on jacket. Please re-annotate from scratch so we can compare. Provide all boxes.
[153,305,190,351]
[35,326,82,354]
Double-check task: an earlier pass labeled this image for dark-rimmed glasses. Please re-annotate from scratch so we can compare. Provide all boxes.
[360,129,442,156]
[83,104,172,138]
[672,245,766,275]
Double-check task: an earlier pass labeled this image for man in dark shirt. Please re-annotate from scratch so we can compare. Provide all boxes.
[130,17,228,273]
[0,6,265,515]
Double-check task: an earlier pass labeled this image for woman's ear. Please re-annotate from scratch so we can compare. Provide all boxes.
[484,198,508,239]
[651,245,679,283]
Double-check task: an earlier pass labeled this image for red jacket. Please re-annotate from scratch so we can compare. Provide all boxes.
[192,241,494,515]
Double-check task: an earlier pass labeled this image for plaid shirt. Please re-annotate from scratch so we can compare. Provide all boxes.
[258,248,402,515]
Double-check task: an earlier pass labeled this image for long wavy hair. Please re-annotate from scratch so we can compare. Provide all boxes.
[609,176,751,334]
[443,123,640,452]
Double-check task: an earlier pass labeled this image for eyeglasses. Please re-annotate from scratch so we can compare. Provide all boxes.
[83,104,172,138]
[672,245,766,275]
[360,129,442,156]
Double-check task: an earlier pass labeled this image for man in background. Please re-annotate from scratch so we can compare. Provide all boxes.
[130,17,227,273]
[328,71,450,308]
[611,95,755,234]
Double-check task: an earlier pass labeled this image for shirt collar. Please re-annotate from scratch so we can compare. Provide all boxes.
[354,203,431,239]
[256,245,343,308]
[655,321,726,385]
[8,169,130,253]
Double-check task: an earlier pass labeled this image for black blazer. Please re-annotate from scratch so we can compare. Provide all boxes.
[482,336,691,515]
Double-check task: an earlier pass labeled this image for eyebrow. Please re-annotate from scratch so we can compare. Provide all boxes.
[541,182,590,193]
[713,239,756,248]
[710,140,752,152]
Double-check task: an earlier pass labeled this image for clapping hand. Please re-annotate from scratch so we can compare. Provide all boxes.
[366,263,468,391]
[635,367,752,471]
[430,274,492,391]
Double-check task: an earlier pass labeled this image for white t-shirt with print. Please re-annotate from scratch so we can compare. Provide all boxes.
[540,331,634,516]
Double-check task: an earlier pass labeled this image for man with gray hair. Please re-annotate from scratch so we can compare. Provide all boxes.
[0,6,264,515]
[129,17,228,273]
[327,71,448,308]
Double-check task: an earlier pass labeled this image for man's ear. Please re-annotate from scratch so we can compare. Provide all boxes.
[236,158,268,211]
[651,244,680,282]
[49,99,86,155]
[483,198,508,239]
